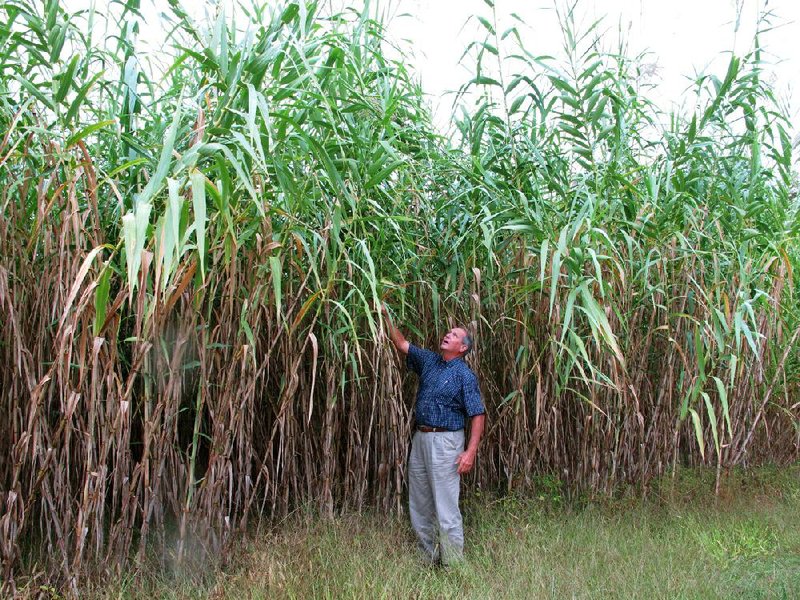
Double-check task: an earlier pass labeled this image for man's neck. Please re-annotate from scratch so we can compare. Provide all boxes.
[441,351,462,362]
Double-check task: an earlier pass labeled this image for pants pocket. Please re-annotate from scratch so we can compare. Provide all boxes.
[441,432,463,454]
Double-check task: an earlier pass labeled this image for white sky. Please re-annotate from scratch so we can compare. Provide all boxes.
[68,0,800,137]
[380,0,800,133]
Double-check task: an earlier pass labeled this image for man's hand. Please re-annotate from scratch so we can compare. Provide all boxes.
[456,449,476,475]
[381,302,409,354]
[456,414,485,475]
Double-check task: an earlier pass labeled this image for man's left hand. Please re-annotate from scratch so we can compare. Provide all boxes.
[456,450,476,475]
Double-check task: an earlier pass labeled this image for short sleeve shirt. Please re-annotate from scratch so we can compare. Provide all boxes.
[406,344,485,431]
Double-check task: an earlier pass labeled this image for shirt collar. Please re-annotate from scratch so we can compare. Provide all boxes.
[438,354,463,366]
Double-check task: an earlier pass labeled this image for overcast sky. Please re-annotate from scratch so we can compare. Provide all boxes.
[68,0,800,136]
[379,0,799,132]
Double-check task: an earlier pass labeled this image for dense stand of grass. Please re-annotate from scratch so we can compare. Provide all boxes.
[1,0,799,593]
[71,467,800,599]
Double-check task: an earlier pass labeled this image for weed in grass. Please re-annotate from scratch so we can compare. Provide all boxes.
[698,519,780,564]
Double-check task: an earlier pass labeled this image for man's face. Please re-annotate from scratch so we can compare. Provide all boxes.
[440,327,468,355]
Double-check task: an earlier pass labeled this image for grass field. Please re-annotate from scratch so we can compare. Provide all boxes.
[70,467,800,600]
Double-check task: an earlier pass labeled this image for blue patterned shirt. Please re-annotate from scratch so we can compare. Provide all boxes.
[406,344,485,431]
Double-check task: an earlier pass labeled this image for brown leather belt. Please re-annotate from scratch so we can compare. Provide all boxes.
[417,426,450,433]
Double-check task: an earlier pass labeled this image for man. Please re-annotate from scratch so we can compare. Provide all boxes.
[381,305,486,566]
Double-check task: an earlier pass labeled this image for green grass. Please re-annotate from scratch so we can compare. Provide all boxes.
[80,467,800,600]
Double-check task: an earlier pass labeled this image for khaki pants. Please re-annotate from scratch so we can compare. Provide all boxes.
[408,429,465,565]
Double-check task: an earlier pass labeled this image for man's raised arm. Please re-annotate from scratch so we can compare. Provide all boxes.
[381,304,410,355]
